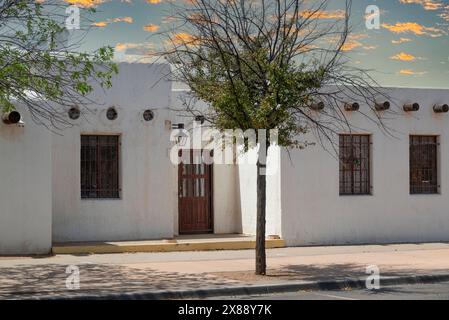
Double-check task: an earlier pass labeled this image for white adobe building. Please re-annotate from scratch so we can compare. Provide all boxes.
[1,62,449,254]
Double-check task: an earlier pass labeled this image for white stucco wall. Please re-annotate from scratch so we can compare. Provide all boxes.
[213,162,242,234]
[0,105,52,254]
[238,146,282,237]
[52,63,176,242]
[281,87,449,246]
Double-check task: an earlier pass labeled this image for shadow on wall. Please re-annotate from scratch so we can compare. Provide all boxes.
[235,163,243,234]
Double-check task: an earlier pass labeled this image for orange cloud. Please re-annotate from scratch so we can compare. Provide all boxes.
[92,21,108,27]
[382,22,445,37]
[295,44,318,53]
[299,9,346,19]
[335,33,368,51]
[115,42,154,55]
[64,0,135,7]
[146,0,162,3]
[93,17,134,27]
[341,40,362,51]
[323,33,368,52]
[65,0,106,8]
[392,37,412,44]
[115,17,133,23]
[115,43,129,51]
[399,0,443,11]
[399,69,427,75]
[173,32,195,44]
[115,43,143,51]
[143,24,160,32]
[390,52,417,61]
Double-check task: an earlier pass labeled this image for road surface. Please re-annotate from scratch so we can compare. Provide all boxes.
[212,281,449,300]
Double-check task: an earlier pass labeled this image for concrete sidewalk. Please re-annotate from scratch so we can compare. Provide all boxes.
[1,243,449,299]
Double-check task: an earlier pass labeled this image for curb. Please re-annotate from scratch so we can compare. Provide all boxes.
[37,273,449,300]
[52,239,286,254]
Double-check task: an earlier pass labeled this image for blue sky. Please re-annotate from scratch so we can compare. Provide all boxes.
[70,0,449,88]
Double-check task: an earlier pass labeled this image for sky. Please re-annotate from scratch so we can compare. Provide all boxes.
[66,0,449,88]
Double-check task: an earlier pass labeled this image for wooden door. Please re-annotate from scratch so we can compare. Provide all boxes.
[178,150,213,234]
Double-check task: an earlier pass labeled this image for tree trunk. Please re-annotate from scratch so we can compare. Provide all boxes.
[255,159,267,275]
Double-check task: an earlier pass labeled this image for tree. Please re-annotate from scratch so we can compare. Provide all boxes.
[156,0,388,275]
[0,0,117,128]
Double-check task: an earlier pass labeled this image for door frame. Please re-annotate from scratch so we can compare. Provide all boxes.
[178,149,214,235]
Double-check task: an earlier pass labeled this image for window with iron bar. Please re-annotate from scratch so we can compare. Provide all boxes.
[339,134,371,195]
[410,135,439,194]
[81,135,120,199]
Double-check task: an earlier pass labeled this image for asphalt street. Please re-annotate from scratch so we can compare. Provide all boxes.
[212,281,449,300]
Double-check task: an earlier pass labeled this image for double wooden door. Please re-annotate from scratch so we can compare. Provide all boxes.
[178,150,213,234]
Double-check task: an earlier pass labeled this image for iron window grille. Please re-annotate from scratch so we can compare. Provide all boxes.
[410,135,439,194]
[339,134,371,195]
[81,135,120,199]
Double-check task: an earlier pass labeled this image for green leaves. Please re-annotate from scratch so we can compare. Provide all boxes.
[0,1,117,124]
[174,43,325,147]
[0,96,15,113]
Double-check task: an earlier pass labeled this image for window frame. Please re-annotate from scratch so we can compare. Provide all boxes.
[339,134,372,196]
[409,135,440,195]
[80,134,121,200]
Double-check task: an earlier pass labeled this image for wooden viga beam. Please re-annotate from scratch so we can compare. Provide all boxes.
[2,111,21,124]
[374,101,390,111]
[403,103,420,112]
[344,102,360,111]
[433,104,449,113]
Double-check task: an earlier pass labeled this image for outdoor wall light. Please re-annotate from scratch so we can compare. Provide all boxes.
[106,107,118,120]
[309,101,324,111]
[2,111,22,125]
[374,101,390,111]
[433,104,449,113]
[172,123,188,146]
[403,103,420,112]
[344,102,360,111]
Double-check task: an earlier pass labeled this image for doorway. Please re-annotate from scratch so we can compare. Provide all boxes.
[178,150,213,234]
